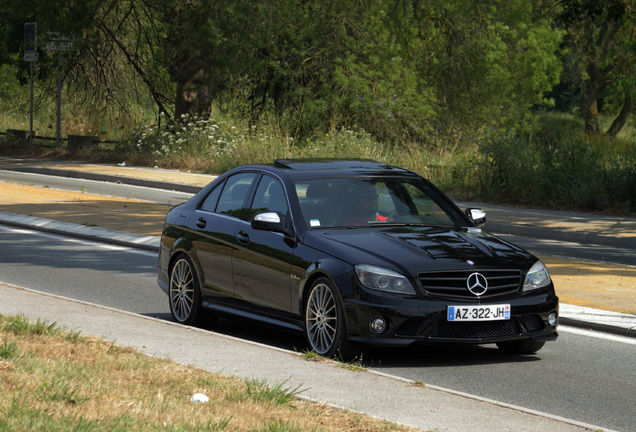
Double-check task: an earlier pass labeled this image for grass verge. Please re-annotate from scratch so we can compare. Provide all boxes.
[0,313,422,432]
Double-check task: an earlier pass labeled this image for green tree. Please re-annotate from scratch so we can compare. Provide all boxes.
[0,0,101,83]
[154,0,230,119]
[0,0,569,144]
[0,0,173,125]
[87,0,174,120]
[222,0,434,142]
[399,0,564,132]
[559,0,635,137]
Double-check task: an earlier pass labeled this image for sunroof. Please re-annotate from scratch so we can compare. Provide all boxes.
[274,158,385,171]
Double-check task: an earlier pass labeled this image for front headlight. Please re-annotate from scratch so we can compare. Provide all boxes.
[523,260,551,292]
[355,264,416,295]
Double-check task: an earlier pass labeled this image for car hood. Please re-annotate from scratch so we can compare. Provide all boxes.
[305,226,536,276]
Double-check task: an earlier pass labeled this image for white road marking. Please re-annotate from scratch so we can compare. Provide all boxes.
[559,325,636,345]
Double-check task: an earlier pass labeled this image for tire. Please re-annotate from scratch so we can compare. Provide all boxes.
[304,277,357,360]
[496,340,545,354]
[169,255,204,325]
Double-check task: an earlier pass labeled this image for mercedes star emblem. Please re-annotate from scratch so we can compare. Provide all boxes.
[467,272,488,296]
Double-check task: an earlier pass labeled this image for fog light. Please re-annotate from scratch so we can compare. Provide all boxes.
[548,312,558,327]
[370,317,387,334]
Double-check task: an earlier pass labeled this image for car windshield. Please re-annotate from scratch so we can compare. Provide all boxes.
[294,177,466,229]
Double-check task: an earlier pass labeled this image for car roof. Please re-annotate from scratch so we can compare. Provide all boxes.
[271,158,415,178]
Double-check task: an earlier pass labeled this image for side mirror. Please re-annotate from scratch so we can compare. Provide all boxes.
[251,211,288,232]
[465,208,486,227]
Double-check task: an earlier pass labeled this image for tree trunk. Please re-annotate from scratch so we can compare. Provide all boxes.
[606,92,633,139]
[175,69,212,120]
[582,63,601,135]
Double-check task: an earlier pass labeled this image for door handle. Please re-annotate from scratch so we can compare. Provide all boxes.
[195,217,206,229]
[237,230,250,244]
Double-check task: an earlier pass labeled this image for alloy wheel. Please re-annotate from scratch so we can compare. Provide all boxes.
[305,281,338,355]
[170,258,195,323]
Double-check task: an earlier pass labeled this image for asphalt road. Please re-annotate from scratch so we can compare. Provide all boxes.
[0,225,165,318]
[1,224,634,431]
[366,333,636,432]
[496,233,636,266]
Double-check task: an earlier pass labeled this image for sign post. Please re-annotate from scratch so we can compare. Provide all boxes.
[44,33,75,148]
[24,23,38,147]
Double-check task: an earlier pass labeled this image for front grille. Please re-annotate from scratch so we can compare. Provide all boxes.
[435,320,520,339]
[418,269,522,300]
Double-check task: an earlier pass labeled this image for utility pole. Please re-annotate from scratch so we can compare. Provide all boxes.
[44,33,75,148]
[24,23,38,148]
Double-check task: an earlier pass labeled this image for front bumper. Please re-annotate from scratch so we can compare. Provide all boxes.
[344,292,559,347]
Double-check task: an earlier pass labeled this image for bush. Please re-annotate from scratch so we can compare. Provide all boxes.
[80,111,636,214]
[478,121,636,213]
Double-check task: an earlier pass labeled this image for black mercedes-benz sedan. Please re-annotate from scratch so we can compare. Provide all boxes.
[158,159,558,359]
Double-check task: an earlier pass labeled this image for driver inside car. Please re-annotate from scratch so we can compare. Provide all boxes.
[338,181,388,226]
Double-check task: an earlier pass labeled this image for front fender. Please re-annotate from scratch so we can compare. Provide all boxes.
[288,251,357,330]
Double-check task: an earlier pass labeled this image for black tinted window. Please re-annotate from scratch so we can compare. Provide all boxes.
[216,173,257,219]
[250,175,289,219]
[200,180,224,212]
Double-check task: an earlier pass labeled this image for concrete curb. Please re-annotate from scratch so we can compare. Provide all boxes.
[560,317,636,339]
[0,210,160,252]
[5,165,203,194]
[559,304,636,339]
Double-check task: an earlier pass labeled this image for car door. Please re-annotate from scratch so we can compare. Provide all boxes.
[232,174,295,316]
[190,172,257,300]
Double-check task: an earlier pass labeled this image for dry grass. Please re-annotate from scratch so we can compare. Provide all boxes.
[0,314,424,432]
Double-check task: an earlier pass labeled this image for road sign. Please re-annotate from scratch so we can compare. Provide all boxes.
[24,23,37,52]
[44,32,75,51]
[44,41,74,51]
[47,32,74,40]
[43,32,75,148]
[24,52,39,62]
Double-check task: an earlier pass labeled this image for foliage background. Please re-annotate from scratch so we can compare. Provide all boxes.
[0,0,634,213]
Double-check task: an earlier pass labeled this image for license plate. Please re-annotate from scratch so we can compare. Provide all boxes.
[447,304,510,321]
